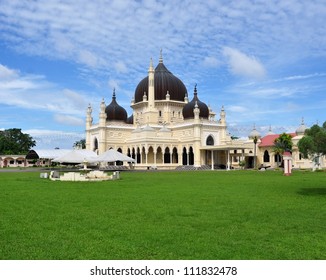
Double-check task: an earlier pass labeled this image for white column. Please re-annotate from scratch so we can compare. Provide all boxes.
[211,150,214,170]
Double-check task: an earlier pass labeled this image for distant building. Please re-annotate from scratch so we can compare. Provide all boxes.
[0,155,27,168]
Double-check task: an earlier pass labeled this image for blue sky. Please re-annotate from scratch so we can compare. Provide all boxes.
[0,0,325,149]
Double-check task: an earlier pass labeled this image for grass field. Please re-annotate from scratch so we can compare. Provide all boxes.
[0,170,325,260]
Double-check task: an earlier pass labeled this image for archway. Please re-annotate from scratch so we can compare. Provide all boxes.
[164,147,170,163]
[172,147,178,163]
[148,146,154,164]
[137,147,141,164]
[182,147,187,165]
[189,146,194,165]
[156,147,163,164]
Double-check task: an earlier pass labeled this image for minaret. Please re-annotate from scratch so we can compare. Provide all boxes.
[220,105,226,125]
[85,104,93,150]
[143,54,159,125]
[148,57,155,109]
[193,101,201,168]
[98,98,107,154]
[220,106,227,143]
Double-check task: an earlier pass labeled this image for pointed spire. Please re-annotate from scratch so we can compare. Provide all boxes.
[194,84,197,96]
[100,98,106,112]
[87,103,92,114]
[148,57,154,72]
[112,88,116,100]
[159,48,163,63]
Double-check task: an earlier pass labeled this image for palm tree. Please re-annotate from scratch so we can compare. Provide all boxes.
[272,133,293,167]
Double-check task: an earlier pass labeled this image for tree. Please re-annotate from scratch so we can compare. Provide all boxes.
[298,122,326,170]
[0,128,36,155]
[73,139,86,149]
[272,133,293,167]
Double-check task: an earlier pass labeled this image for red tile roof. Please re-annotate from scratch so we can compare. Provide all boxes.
[259,133,296,147]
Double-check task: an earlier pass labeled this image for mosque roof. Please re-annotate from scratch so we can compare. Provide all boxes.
[105,89,127,122]
[134,52,187,103]
[182,85,209,119]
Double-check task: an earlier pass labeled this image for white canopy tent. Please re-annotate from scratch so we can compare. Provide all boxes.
[26,149,72,160]
[52,150,98,164]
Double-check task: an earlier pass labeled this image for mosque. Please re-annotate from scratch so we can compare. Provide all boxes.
[85,52,323,170]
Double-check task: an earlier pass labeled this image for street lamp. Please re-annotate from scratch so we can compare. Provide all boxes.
[253,136,258,169]
[249,125,261,169]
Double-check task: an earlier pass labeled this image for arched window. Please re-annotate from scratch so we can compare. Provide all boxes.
[117,148,123,165]
[206,135,214,146]
[263,150,270,162]
[93,138,98,152]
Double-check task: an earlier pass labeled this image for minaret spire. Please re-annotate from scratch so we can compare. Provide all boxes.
[149,57,154,71]
[159,48,163,63]
[112,88,116,100]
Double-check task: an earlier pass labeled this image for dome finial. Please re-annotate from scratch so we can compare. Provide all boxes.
[301,117,305,125]
[194,84,197,95]
[159,49,163,63]
[112,88,116,99]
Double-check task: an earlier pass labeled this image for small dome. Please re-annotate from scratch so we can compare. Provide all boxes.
[296,118,307,135]
[134,53,187,103]
[105,89,127,122]
[249,125,261,139]
[182,85,209,119]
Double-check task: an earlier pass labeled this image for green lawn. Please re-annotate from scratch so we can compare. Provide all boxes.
[0,170,325,260]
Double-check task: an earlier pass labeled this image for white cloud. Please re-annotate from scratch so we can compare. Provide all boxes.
[202,56,220,68]
[0,64,94,123]
[0,64,19,80]
[78,50,100,68]
[114,61,128,74]
[108,79,119,91]
[222,47,266,79]
[54,114,84,126]
[63,89,88,109]
[24,129,85,149]
[227,105,247,113]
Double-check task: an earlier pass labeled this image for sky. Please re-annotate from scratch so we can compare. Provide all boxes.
[0,0,325,149]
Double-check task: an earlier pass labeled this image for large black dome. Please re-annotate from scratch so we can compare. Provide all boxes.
[134,57,187,103]
[182,85,209,119]
[105,89,127,122]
